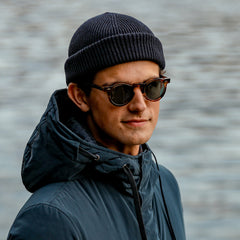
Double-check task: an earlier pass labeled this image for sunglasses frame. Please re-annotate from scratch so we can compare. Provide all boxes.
[91,76,170,106]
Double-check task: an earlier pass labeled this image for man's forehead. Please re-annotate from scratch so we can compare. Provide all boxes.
[93,61,160,85]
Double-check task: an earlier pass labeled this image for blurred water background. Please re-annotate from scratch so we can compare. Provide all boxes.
[1,0,240,239]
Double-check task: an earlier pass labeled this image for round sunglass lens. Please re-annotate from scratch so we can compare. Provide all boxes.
[111,85,133,106]
[145,80,163,100]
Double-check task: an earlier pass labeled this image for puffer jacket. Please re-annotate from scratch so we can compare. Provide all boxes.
[7,89,186,240]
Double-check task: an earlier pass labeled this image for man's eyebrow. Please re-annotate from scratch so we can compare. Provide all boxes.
[101,81,121,86]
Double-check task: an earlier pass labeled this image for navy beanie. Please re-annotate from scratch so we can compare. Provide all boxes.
[64,12,165,85]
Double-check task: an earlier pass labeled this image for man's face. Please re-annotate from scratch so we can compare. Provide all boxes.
[86,60,160,155]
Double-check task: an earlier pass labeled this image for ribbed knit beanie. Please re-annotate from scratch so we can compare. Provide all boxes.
[64,12,165,85]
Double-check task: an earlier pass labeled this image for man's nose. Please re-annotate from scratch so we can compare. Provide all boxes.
[127,87,147,112]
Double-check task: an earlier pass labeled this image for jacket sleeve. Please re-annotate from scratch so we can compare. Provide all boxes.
[7,203,80,240]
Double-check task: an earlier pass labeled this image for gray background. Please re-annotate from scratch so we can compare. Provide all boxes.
[1,0,240,239]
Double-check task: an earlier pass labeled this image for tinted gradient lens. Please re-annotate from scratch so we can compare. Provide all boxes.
[110,85,133,106]
[145,79,162,100]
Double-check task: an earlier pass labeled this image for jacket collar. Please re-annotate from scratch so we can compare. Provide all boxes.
[22,89,156,193]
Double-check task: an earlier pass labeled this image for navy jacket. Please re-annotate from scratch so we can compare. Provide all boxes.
[8,89,186,240]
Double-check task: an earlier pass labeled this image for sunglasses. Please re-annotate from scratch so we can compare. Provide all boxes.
[91,76,170,106]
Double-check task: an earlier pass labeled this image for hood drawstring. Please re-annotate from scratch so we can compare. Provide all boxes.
[151,151,176,240]
[78,146,176,240]
[123,164,148,240]
[77,148,147,240]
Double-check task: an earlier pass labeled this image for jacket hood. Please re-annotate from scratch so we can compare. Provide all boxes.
[22,89,154,192]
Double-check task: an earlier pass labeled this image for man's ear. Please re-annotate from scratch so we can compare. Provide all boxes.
[67,83,90,112]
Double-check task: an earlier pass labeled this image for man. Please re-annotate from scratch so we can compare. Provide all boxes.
[8,12,185,240]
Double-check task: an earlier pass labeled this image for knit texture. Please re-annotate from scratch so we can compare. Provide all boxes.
[64,12,165,85]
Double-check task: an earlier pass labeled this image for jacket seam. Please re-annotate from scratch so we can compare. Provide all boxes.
[47,182,69,205]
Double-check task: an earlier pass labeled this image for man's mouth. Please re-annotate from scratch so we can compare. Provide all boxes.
[122,119,149,127]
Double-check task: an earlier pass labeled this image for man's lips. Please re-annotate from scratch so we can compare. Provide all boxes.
[122,119,149,127]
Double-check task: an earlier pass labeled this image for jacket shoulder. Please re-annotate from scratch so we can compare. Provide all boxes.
[157,164,186,239]
[7,182,81,240]
[157,164,181,194]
